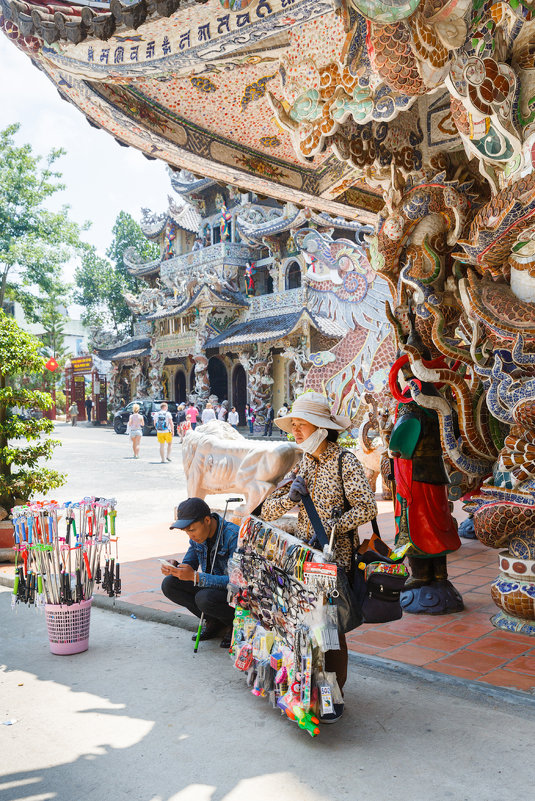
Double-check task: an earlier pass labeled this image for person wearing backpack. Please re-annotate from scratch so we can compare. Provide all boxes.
[153,402,174,463]
[260,392,377,723]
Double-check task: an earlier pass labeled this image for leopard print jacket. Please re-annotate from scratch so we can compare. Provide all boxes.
[260,441,377,571]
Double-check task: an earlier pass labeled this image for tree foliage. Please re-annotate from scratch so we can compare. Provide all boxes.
[0,123,82,316]
[74,211,158,334]
[107,210,158,284]
[0,311,65,510]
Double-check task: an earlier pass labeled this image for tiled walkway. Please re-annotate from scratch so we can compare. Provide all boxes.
[3,497,535,695]
[350,507,535,692]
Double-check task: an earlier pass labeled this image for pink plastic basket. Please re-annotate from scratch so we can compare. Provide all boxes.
[45,598,92,655]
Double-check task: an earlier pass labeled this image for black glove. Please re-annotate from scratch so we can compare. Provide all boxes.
[289,475,308,502]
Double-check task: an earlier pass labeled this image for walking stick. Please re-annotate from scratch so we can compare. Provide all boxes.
[193,497,242,653]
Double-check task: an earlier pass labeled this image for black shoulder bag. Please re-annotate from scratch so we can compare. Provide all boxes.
[300,452,407,632]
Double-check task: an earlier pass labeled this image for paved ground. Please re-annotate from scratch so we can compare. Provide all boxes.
[1,585,534,801]
[2,422,535,695]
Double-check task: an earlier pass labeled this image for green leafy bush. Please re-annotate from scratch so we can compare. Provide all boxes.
[55,389,66,414]
[0,311,65,510]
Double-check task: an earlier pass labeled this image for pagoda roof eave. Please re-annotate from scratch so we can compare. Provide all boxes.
[124,251,162,277]
[170,170,217,197]
[144,283,248,320]
[237,206,372,246]
[2,0,194,45]
[92,336,151,361]
[204,307,343,348]
[140,198,202,239]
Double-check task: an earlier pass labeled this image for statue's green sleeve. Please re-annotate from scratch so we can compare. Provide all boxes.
[389,414,422,460]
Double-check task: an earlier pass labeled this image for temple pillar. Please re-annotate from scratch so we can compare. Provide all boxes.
[272,352,287,411]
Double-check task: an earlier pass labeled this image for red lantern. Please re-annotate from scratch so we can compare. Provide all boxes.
[45,357,59,372]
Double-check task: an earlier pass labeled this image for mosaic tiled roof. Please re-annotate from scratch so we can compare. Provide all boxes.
[140,196,202,239]
[205,309,343,348]
[0,0,186,44]
[93,336,151,361]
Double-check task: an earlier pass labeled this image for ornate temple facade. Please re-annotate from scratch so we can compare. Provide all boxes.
[95,171,385,424]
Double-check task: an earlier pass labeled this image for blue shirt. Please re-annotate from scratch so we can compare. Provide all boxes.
[181,514,239,590]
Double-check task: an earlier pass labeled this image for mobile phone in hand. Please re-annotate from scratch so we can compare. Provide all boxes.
[158,559,179,568]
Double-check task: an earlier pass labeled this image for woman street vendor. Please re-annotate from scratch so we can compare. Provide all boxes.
[260,392,377,720]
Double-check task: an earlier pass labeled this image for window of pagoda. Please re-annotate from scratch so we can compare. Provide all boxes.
[286,261,302,290]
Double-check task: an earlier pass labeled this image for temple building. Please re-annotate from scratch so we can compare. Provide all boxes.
[94,170,382,424]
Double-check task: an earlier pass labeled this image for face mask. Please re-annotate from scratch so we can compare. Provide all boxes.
[298,427,328,454]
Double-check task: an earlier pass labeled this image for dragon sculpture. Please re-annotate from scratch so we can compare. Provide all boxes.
[298,228,395,426]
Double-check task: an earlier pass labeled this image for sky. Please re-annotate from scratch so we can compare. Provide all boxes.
[0,35,171,280]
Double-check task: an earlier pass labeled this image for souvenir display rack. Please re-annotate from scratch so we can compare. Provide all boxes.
[11,498,121,654]
[227,515,343,736]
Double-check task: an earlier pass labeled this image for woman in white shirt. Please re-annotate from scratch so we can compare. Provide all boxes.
[201,402,216,424]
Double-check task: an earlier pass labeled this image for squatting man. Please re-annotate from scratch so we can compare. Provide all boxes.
[160,498,238,648]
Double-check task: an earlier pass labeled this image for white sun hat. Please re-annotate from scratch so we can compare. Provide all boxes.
[275,392,351,434]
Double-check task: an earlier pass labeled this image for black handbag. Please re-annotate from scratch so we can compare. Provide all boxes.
[351,550,408,624]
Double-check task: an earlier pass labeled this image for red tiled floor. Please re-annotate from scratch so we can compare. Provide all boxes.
[468,634,532,658]
[503,654,535,676]
[461,593,495,608]
[433,650,507,673]
[378,618,438,636]
[434,620,495,637]
[411,632,474,652]
[477,670,535,692]
[380,644,447,666]
[345,642,383,656]
[463,568,499,579]
[351,630,408,648]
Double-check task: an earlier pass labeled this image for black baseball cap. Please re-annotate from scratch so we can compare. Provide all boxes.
[170,498,211,530]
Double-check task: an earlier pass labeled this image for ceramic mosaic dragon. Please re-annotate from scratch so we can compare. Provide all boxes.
[297,228,395,424]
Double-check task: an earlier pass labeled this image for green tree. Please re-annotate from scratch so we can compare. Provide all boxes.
[74,211,158,334]
[0,123,82,315]
[38,287,72,398]
[107,210,158,285]
[74,244,126,332]
[40,289,70,361]
[0,311,65,511]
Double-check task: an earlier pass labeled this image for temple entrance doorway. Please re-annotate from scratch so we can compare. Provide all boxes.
[189,367,195,395]
[174,370,186,403]
[208,356,228,402]
[232,364,247,425]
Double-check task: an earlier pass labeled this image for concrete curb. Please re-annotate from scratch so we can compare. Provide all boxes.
[0,575,197,632]
[347,650,535,712]
[91,593,198,631]
[3,573,535,710]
